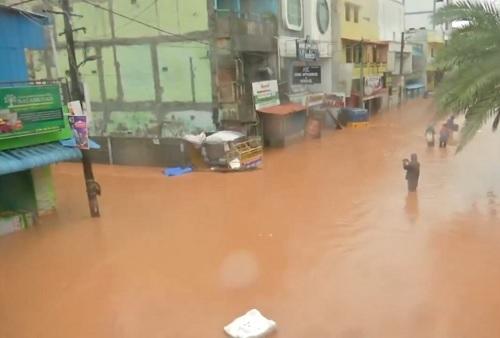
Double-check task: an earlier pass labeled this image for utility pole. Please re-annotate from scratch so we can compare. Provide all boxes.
[432,0,437,29]
[359,38,364,109]
[61,0,101,217]
[206,0,220,128]
[398,31,405,107]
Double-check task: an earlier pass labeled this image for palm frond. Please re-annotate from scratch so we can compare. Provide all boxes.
[434,0,500,26]
[456,91,500,151]
[433,0,500,150]
[492,109,500,131]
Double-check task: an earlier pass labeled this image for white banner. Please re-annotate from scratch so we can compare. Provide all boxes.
[252,80,280,110]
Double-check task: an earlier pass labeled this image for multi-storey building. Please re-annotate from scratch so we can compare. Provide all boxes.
[337,0,388,113]
[404,0,450,94]
[378,0,411,107]
[215,0,337,125]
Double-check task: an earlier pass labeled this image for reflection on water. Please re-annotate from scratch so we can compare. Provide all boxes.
[1,100,500,338]
[405,192,419,224]
[487,191,498,217]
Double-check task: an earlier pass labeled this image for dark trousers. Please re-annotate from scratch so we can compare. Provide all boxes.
[439,140,447,148]
[407,179,418,192]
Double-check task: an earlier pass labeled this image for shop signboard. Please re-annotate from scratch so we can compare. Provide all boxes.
[364,75,384,96]
[252,80,280,110]
[0,85,64,140]
[325,93,346,108]
[296,39,320,61]
[293,66,322,85]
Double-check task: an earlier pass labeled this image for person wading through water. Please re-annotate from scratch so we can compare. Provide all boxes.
[403,153,420,192]
[439,124,450,148]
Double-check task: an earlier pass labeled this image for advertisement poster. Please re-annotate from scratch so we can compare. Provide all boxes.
[325,93,346,108]
[252,80,280,110]
[68,115,89,150]
[364,76,384,96]
[293,66,322,85]
[0,85,64,139]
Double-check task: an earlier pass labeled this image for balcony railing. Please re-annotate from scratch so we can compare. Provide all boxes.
[352,63,388,77]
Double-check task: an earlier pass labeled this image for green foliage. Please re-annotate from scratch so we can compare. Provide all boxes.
[433,0,500,150]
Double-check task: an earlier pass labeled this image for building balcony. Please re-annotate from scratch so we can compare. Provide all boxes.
[215,10,277,53]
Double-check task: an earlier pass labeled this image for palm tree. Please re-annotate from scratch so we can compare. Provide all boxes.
[433,0,500,150]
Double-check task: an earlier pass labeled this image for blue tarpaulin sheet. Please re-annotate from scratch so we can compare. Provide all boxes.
[0,142,81,176]
[164,167,193,177]
[59,137,101,150]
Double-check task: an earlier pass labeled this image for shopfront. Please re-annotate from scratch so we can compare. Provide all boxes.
[349,74,387,114]
[0,83,81,235]
[363,75,386,114]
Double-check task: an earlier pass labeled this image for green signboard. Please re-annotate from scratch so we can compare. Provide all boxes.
[0,85,65,140]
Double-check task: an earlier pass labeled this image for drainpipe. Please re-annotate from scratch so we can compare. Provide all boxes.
[398,31,405,107]
[359,38,364,108]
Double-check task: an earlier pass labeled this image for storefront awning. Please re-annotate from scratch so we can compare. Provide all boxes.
[257,103,306,115]
[0,142,81,176]
[406,83,425,90]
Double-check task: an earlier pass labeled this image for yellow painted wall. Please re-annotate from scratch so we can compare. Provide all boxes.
[338,0,379,41]
[352,63,387,78]
[338,0,388,81]
[427,31,445,44]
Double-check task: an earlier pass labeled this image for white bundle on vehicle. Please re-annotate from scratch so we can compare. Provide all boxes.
[183,132,206,148]
[224,309,276,338]
[205,130,244,144]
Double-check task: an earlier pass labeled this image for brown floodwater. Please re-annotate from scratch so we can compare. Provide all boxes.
[1,99,500,338]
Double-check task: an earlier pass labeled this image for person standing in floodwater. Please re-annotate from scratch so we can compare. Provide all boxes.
[403,154,420,192]
[439,124,450,148]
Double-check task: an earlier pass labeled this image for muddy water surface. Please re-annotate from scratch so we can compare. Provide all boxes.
[1,100,500,338]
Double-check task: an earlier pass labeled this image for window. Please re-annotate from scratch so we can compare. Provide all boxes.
[345,3,351,21]
[354,45,362,64]
[353,6,359,23]
[317,0,330,34]
[431,47,435,57]
[285,0,303,31]
[372,46,378,63]
[346,45,353,63]
[346,3,359,23]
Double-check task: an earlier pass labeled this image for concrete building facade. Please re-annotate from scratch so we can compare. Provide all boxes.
[17,0,215,138]
[214,0,339,125]
[405,0,448,32]
[337,0,388,113]
[280,0,336,103]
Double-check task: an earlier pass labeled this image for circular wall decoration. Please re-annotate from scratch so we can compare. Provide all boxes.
[317,0,330,34]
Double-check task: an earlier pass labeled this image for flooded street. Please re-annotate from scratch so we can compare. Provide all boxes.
[2,99,500,338]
